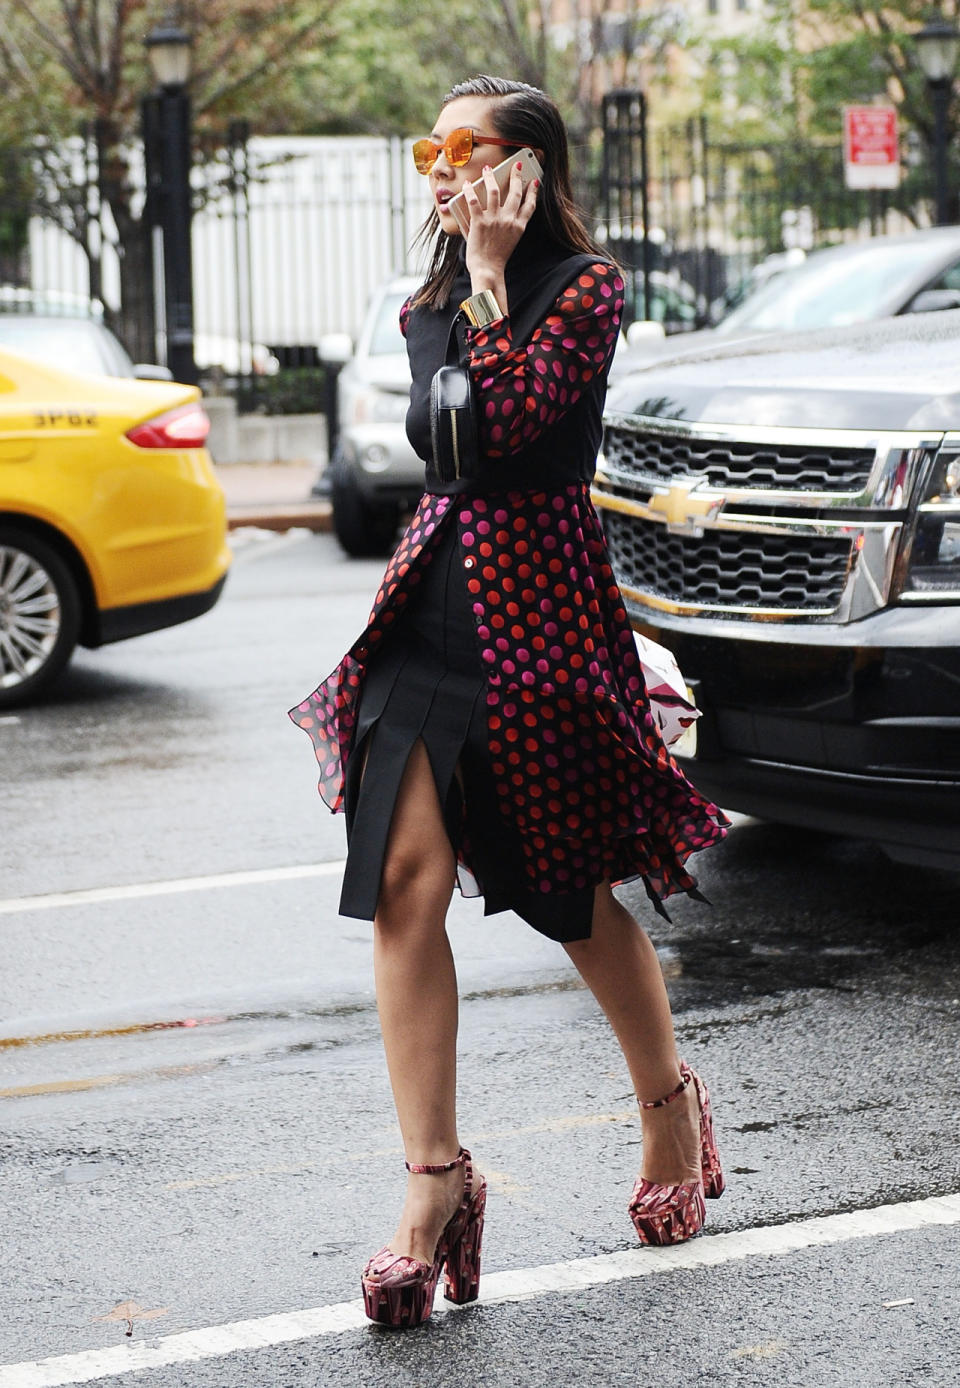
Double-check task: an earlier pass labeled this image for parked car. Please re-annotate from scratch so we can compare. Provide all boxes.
[193,335,281,380]
[0,296,278,384]
[613,226,960,374]
[326,275,423,557]
[626,269,706,333]
[706,248,807,323]
[0,346,230,706]
[594,309,960,870]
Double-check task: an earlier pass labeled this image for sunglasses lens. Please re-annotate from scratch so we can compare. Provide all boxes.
[446,129,473,166]
[412,139,436,174]
[412,129,476,174]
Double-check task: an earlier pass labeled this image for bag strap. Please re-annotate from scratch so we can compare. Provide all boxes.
[443,310,468,367]
[508,252,603,350]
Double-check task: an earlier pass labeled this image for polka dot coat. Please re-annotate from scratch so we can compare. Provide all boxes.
[290,262,728,913]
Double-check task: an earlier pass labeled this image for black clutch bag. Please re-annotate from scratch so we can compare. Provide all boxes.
[430,316,478,483]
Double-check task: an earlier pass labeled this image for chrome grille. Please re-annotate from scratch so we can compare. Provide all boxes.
[602,511,853,612]
[603,426,875,493]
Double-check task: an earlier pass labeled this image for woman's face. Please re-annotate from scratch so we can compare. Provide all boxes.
[427,95,512,237]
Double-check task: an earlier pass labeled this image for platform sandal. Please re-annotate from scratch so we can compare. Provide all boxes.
[629,1061,724,1246]
[361,1147,486,1328]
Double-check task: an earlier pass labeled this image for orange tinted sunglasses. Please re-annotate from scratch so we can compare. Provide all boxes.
[412,128,517,174]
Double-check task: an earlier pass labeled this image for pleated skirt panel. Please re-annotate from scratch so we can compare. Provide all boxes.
[338,523,596,943]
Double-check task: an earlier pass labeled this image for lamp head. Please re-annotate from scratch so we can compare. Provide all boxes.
[145,19,192,88]
[915,15,960,84]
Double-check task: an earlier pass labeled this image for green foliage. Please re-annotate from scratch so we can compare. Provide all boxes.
[238,367,330,416]
[281,0,578,137]
[273,0,450,135]
[0,149,31,257]
[698,0,958,148]
[804,36,892,131]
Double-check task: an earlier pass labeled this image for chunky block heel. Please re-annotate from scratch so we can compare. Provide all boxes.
[361,1147,487,1328]
[443,1180,486,1304]
[695,1072,725,1200]
[629,1061,725,1246]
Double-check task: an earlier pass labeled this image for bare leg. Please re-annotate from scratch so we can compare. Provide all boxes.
[372,740,472,1263]
[563,883,700,1185]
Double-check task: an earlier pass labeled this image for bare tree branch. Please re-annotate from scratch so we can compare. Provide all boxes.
[87,0,105,80]
[60,0,92,83]
[9,0,97,97]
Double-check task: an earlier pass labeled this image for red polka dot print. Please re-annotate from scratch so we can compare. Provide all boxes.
[291,261,729,915]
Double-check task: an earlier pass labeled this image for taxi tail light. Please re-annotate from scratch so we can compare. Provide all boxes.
[126,403,210,449]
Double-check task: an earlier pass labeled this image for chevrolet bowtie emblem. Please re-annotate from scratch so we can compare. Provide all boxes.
[647,477,724,536]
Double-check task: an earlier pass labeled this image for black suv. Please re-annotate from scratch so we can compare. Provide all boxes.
[594,310,960,870]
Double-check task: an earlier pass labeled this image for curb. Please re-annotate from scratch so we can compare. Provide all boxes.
[227,502,332,533]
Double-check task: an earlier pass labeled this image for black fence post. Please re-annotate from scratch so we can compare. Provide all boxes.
[142,87,197,384]
[600,90,651,324]
[227,118,254,407]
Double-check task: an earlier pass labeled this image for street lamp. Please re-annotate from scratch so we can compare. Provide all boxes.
[142,19,197,383]
[914,14,960,226]
[144,20,192,88]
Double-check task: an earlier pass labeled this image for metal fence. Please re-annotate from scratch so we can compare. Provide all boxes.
[598,90,922,328]
[5,126,431,391]
[191,132,430,360]
[2,101,935,395]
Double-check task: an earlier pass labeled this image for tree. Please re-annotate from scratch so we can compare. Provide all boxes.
[693,0,960,224]
[295,0,684,210]
[0,1,336,355]
[0,0,700,353]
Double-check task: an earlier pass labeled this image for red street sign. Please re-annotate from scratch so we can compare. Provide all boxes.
[843,106,900,189]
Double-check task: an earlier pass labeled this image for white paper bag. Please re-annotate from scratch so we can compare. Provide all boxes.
[633,631,702,748]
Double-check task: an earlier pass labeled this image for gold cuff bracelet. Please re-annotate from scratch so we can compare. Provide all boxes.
[460,289,505,328]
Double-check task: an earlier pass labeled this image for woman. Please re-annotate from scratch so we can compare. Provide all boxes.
[290,75,729,1329]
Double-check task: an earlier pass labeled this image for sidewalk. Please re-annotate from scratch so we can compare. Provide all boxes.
[215,461,332,532]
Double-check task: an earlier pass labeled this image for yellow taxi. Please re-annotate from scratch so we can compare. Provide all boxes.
[0,345,230,707]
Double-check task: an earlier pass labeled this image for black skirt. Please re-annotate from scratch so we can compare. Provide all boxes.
[339,522,596,942]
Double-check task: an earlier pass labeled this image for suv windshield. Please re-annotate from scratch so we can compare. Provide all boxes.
[715,240,951,335]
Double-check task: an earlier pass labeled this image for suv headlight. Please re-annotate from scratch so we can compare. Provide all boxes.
[347,386,409,425]
[903,447,960,597]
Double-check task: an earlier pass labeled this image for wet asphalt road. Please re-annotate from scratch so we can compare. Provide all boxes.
[1,528,959,1387]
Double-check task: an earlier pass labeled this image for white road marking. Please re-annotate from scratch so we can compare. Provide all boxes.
[0,715,21,725]
[2,1192,958,1386]
[0,821,758,919]
[0,862,346,917]
[0,813,752,922]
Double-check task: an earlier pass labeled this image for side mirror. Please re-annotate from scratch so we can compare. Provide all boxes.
[133,363,175,381]
[318,332,353,366]
[907,288,960,315]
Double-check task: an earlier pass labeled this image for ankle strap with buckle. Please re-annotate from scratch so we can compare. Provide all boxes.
[638,1062,692,1110]
[405,1146,469,1175]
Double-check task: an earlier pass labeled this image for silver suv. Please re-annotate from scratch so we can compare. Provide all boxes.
[329,275,423,556]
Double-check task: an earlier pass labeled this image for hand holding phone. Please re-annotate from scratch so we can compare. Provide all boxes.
[448,147,543,235]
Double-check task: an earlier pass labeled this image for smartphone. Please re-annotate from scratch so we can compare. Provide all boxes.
[448,147,543,235]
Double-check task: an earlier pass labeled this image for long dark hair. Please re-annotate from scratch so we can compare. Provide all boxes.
[412,75,605,310]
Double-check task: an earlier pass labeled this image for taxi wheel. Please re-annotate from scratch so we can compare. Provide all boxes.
[0,527,81,708]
